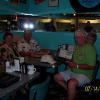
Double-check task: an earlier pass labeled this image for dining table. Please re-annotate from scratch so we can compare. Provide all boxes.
[0,71,40,100]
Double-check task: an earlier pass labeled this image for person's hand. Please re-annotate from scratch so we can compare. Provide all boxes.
[40,49,50,55]
[19,51,26,57]
[19,51,32,57]
[66,61,77,68]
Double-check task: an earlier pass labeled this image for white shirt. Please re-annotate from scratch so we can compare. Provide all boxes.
[18,38,40,52]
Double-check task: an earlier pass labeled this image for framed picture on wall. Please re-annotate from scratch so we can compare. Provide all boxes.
[48,0,59,7]
[34,0,45,4]
[20,0,27,4]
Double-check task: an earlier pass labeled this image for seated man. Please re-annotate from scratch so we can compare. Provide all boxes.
[54,29,96,100]
[18,30,41,57]
[18,30,49,56]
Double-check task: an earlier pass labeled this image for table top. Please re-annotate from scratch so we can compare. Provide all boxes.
[0,71,40,98]
[24,57,52,68]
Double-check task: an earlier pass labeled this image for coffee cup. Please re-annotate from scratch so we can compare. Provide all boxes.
[27,65,36,75]
[19,57,24,63]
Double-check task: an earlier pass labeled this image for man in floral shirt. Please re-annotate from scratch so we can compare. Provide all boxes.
[18,30,40,56]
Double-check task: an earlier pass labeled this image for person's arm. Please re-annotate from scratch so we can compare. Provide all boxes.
[67,61,94,70]
[75,64,94,70]
[31,39,40,52]
[17,40,28,56]
[36,49,50,55]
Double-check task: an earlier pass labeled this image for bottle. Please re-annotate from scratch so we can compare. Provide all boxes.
[57,45,61,56]
[62,44,66,50]
[14,58,20,71]
[5,60,10,72]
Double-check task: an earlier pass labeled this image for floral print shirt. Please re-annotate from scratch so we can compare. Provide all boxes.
[18,38,40,52]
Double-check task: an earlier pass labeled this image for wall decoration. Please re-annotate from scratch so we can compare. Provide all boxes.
[20,0,27,4]
[78,0,100,8]
[34,0,45,4]
[70,0,100,13]
[48,0,59,7]
[10,0,18,5]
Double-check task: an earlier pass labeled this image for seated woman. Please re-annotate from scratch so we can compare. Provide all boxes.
[0,32,20,62]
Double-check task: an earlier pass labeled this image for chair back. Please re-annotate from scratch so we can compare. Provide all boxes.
[29,76,51,100]
[93,60,100,80]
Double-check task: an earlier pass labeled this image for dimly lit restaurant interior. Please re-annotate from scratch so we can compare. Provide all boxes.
[0,0,100,100]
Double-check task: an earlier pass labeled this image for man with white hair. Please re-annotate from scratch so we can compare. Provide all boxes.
[54,29,96,100]
[18,30,40,56]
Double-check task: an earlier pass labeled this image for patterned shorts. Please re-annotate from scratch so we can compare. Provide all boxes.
[60,70,90,86]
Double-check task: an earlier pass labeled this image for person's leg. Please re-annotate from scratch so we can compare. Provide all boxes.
[54,73,67,90]
[67,74,90,100]
[67,79,79,100]
[54,70,73,90]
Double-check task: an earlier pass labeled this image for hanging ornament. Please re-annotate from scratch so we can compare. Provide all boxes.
[34,0,45,4]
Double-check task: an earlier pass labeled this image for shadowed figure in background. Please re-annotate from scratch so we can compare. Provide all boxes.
[86,30,97,45]
[84,21,94,34]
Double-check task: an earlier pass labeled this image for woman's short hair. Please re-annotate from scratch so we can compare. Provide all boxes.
[3,32,13,40]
